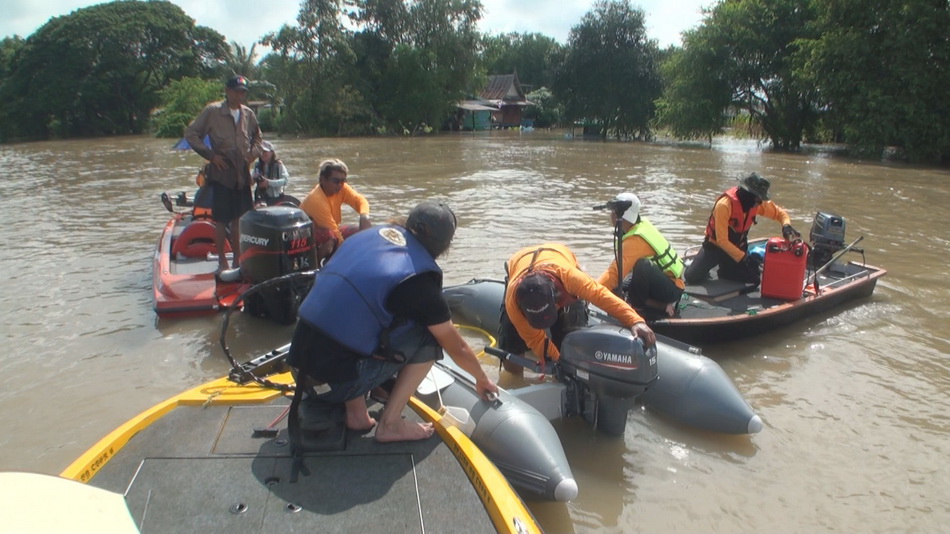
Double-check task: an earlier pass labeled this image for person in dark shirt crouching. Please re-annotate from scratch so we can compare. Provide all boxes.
[288,201,498,442]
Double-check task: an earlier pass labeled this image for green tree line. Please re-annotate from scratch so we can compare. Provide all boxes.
[0,0,946,164]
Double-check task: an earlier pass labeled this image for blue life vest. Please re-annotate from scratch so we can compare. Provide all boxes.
[297,225,441,356]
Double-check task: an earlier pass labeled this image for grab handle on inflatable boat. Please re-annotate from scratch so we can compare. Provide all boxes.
[484,346,544,373]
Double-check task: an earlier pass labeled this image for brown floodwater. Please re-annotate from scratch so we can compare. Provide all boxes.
[0,132,947,532]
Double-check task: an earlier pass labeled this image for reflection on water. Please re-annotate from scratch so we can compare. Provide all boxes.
[1,133,948,532]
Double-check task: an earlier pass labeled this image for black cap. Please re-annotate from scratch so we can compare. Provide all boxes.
[515,272,558,329]
[407,201,457,258]
[226,75,249,91]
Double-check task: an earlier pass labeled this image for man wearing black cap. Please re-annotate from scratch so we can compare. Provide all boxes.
[184,75,263,273]
[499,243,656,369]
[288,201,499,442]
[684,172,800,285]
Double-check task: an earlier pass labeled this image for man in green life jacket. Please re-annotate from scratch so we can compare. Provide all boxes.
[597,193,686,319]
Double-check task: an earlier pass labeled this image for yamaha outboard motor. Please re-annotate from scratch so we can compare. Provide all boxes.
[809,211,846,269]
[239,206,318,324]
[557,324,659,435]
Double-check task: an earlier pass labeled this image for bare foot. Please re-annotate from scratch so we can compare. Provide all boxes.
[375,418,435,443]
[345,411,376,432]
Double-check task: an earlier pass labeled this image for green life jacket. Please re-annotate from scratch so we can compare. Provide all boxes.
[621,218,684,280]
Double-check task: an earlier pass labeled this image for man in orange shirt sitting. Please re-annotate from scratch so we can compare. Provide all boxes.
[300,159,372,263]
[684,172,800,285]
[498,243,656,372]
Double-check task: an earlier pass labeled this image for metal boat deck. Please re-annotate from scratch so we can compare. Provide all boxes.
[651,260,886,344]
[87,397,500,533]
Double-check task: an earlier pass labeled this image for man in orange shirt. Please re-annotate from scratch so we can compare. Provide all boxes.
[300,159,372,262]
[597,193,685,318]
[684,173,800,285]
[499,243,656,371]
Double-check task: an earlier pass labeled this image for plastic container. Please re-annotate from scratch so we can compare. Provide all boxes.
[439,405,476,436]
[761,237,809,300]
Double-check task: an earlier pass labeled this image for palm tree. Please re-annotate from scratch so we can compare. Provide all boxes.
[226,41,259,79]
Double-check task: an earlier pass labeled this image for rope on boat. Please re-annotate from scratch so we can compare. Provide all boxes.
[202,390,222,407]
[454,323,498,358]
[219,270,318,393]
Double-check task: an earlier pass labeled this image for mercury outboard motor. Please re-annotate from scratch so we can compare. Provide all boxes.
[238,206,318,324]
[809,211,846,269]
[558,324,658,435]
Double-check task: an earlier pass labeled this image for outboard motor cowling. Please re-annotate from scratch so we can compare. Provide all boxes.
[559,324,658,397]
[238,206,318,324]
[558,324,658,435]
[809,211,846,269]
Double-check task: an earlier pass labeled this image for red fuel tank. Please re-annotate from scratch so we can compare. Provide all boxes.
[761,237,809,300]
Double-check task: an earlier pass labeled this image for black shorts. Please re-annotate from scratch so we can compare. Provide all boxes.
[288,320,442,402]
[623,258,685,308]
[210,181,252,223]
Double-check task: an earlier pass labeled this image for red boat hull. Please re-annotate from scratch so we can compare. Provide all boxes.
[152,213,249,317]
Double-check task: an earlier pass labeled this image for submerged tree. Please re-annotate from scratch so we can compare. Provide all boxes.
[262,0,360,135]
[0,1,228,140]
[659,0,819,150]
[261,0,483,135]
[654,43,730,144]
[798,0,950,163]
[355,0,484,133]
[553,0,662,140]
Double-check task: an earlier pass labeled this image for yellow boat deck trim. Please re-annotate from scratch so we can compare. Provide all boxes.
[410,396,541,534]
[60,374,292,483]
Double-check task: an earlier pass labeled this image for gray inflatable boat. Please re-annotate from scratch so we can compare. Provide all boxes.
[418,362,579,502]
[442,278,763,436]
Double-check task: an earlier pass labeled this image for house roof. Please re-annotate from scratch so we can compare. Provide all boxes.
[479,73,527,102]
[458,100,499,111]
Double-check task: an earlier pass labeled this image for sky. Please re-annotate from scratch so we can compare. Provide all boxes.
[2,0,712,51]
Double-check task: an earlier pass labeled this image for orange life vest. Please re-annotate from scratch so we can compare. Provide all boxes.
[703,186,758,248]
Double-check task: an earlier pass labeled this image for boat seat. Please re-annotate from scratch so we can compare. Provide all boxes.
[171,220,229,258]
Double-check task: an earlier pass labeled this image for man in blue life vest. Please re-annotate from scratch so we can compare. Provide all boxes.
[597,193,686,318]
[287,201,499,443]
[684,172,801,285]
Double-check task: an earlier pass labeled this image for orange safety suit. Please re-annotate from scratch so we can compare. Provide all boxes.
[505,243,645,361]
[703,187,791,262]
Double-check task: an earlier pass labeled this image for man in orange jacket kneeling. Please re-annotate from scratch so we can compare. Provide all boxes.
[498,243,656,373]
